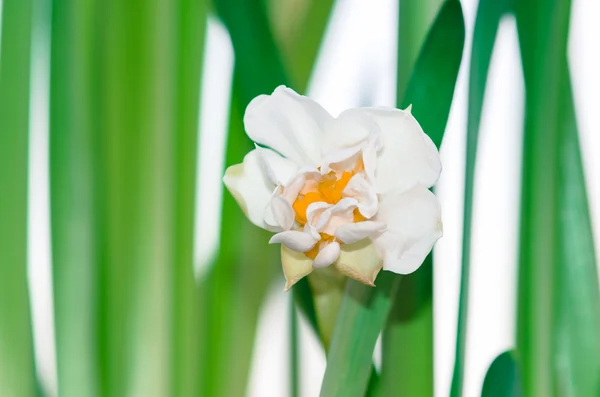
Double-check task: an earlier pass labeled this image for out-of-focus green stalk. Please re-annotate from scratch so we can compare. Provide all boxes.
[514,0,572,395]
[93,1,181,395]
[49,0,100,395]
[273,0,335,92]
[449,0,511,396]
[199,87,279,397]
[481,351,523,397]
[396,0,442,99]
[321,2,464,395]
[554,72,600,397]
[170,1,206,396]
[207,0,334,394]
[381,0,448,395]
[0,0,36,396]
[51,0,206,395]
[290,299,300,397]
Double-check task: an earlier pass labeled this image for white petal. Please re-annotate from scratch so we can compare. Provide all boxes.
[318,198,357,236]
[334,221,386,245]
[363,107,441,194]
[322,108,376,154]
[312,241,341,269]
[255,146,298,186]
[342,173,378,218]
[372,185,442,274]
[270,230,318,252]
[223,149,274,230]
[302,201,332,239]
[264,196,295,231]
[244,86,333,166]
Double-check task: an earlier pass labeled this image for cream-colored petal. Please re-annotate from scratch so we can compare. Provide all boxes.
[334,239,383,287]
[244,86,333,166]
[342,173,378,218]
[281,245,313,291]
[269,230,318,252]
[313,241,341,269]
[363,107,441,194]
[255,146,298,186]
[372,185,442,274]
[223,149,275,230]
[334,221,386,245]
[318,198,357,236]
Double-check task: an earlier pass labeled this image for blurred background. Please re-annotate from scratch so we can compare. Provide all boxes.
[1,0,598,396]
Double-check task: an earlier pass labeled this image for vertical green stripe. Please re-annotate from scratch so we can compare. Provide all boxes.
[554,72,600,397]
[515,0,572,395]
[450,0,511,396]
[0,0,36,395]
[171,1,206,396]
[49,0,100,395]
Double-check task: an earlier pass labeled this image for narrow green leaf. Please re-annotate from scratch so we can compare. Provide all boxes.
[514,0,572,395]
[0,0,36,395]
[396,0,443,99]
[274,0,335,92]
[320,274,399,397]
[481,351,523,397]
[450,0,511,396]
[381,2,442,393]
[170,1,207,396]
[49,0,100,395]
[206,0,334,393]
[554,71,600,397]
[321,2,465,396]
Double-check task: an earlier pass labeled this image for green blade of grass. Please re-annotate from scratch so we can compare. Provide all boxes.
[92,1,183,395]
[396,0,443,99]
[0,0,36,395]
[514,0,572,395]
[170,1,206,396]
[554,71,600,397]
[481,351,523,397]
[320,2,464,396]
[449,0,511,396]
[381,1,442,393]
[206,0,334,394]
[49,0,100,395]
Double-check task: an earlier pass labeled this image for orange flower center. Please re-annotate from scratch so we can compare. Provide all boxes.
[291,160,367,258]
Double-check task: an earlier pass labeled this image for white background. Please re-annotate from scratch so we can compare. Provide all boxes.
[0,0,598,396]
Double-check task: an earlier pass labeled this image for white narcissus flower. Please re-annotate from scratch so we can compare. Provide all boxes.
[223,86,443,290]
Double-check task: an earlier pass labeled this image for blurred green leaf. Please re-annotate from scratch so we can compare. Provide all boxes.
[514,0,572,395]
[0,0,36,395]
[481,351,523,397]
[208,0,334,394]
[49,0,100,395]
[50,0,207,395]
[321,2,464,395]
[396,0,443,98]
[449,0,511,396]
[381,2,442,392]
[554,72,600,397]
[170,1,207,396]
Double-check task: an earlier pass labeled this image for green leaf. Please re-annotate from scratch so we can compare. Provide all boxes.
[514,0,572,395]
[320,2,465,396]
[481,351,523,397]
[207,1,334,394]
[381,2,442,392]
[320,274,400,397]
[49,0,101,395]
[553,71,600,397]
[0,0,36,395]
[449,0,512,396]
